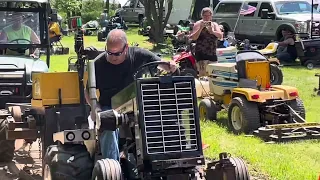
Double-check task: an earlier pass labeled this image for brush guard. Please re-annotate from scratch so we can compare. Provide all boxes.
[254,103,320,142]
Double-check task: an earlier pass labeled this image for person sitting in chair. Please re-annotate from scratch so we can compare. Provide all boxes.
[276,28,297,63]
[48,17,62,44]
[0,12,40,56]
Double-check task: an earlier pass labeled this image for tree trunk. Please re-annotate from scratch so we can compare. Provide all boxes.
[141,0,173,44]
[191,0,210,21]
[106,0,109,12]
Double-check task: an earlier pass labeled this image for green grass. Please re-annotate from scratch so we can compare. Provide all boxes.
[49,27,320,180]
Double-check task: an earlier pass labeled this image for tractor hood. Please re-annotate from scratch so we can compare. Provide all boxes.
[0,55,49,83]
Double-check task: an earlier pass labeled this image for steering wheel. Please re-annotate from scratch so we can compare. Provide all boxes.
[8,38,32,53]
[133,61,180,80]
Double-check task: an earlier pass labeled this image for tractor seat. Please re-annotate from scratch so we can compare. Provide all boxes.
[258,42,278,55]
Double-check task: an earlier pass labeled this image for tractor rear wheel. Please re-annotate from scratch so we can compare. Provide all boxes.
[228,96,261,134]
[270,64,283,85]
[0,118,14,162]
[230,157,250,180]
[43,144,94,180]
[199,99,217,121]
[91,158,123,180]
[288,98,306,123]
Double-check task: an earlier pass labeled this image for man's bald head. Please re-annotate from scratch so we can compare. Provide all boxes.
[106,29,127,46]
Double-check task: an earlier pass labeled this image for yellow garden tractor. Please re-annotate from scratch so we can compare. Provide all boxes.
[198,50,320,142]
[0,14,253,179]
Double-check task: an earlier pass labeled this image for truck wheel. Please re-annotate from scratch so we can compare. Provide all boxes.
[230,157,250,180]
[199,99,217,121]
[288,98,306,123]
[0,118,14,163]
[43,144,94,180]
[270,64,283,85]
[180,67,197,78]
[91,159,123,180]
[304,60,315,70]
[228,96,261,134]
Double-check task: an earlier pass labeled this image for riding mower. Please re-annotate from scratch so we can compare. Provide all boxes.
[0,16,252,179]
[174,42,283,85]
[198,50,320,142]
[97,12,128,42]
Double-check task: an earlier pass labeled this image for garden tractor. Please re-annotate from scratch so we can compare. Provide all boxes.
[175,42,283,85]
[0,15,252,179]
[198,50,320,142]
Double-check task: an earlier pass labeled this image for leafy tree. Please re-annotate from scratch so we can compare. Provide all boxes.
[140,0,173,43]
[51,0,82,19]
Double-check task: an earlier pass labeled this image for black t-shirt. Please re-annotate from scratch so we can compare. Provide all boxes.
[92,46,161,107]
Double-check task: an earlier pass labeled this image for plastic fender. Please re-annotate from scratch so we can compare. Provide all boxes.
[271,85,299,100]
[231,88,262,102]
[174,52,196,66]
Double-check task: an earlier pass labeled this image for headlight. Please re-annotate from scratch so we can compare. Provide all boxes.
[295,21,308,33]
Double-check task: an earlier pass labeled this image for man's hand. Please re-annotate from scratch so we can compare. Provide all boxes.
[158,60,178,73]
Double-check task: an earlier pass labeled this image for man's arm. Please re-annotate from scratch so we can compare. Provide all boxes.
[189,21,204,40]
[134,47,177,73]
[31,30,40,44]
[278,38,294,46]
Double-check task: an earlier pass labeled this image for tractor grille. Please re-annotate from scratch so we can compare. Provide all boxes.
[141,81,198,154]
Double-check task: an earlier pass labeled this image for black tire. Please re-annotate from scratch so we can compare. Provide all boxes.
[91,158,123,180]
[270,64,283,85]
[0,118,14,163]
[199,99,217,121]
[228,96,261,134]
[98,32,103,42]
[180,67,197,78]
[288,98,306,123]
[230,157,250,180]
[43,144,94,180]
[304,60,315,70]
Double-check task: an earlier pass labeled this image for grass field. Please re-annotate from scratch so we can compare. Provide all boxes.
[51,27,320,180]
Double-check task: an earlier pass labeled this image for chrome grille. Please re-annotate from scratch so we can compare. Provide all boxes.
[141,81,198,154]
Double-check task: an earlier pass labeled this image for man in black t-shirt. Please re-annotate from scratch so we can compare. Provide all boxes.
[84,29,177,162]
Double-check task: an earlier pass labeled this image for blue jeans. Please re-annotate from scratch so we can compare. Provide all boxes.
[88,106,120,161]
[277,52,295,63]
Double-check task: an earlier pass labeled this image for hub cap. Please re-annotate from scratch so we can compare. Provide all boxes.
[231,106,243,131]
[307,63,314,70]
[199,106,206,120]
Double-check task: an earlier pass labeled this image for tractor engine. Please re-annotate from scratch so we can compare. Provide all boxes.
[97,75,205,178]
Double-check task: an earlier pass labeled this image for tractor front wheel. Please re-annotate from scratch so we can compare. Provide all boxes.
[230,157,250,180]
[43,144,94,180]
[228,96,261,134]
[199,99,217,121]
[91,158,123,180]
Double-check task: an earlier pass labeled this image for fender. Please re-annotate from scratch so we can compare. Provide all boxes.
[173,52,196,66]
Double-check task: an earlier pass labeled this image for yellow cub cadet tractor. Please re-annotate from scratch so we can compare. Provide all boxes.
[198,50,320,142]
